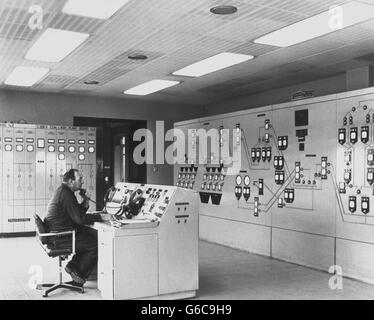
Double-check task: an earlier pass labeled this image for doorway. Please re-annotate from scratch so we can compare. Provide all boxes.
[74,117,147,210]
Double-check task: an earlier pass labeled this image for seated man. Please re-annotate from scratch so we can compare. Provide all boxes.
[44,169,101,286]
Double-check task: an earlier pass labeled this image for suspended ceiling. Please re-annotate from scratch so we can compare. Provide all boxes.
[1,0,374,106]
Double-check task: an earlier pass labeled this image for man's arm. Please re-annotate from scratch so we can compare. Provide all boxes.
[61,190,97,225]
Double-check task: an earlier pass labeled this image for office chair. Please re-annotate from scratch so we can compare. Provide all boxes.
[34,214,84,297]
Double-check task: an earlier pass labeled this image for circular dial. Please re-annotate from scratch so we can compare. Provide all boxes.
[235,175,242,185]
[244,175,250,186]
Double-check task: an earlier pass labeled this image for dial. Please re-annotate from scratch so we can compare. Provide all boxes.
[244,175,250,186]
[235,175,242,185]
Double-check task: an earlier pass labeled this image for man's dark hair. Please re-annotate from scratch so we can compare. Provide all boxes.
[63,169,79,182]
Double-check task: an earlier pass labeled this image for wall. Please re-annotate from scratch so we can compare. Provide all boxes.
[204,73,347,116]
[0,89,206,185]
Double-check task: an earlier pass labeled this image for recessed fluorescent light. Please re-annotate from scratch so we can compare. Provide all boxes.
[5,66,49,87]
[62,0,130,19]
[124,80,180,96]
[172,52,254,77]
[254,2,374,47]
[25,28,89,62]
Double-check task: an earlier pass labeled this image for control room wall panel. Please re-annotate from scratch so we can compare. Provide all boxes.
[0,124,96,235]
[174,88,374,284]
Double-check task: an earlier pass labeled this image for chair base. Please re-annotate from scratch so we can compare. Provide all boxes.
[37,282,84,297]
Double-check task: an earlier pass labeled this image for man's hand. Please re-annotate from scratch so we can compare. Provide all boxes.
[82,191,91,208]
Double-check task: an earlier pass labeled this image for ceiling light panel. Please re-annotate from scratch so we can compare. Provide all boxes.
[124,80,180,95]
[5,66,49,87]
[62,0,130,19]
[25,28,89,62]
[254,2,374,47]
[173,52,254,77]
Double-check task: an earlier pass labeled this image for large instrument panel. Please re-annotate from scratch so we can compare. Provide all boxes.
[174,88,374,284]
[0,123,96,235]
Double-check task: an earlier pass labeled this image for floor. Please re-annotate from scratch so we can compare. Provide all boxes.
[1,237,374,300]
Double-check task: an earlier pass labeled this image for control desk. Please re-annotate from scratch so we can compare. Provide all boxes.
[94,182,199,300]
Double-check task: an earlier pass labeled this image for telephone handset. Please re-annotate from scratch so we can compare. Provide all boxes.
[124,189,145,219]
[79,188,87,197]
[79,188,96,204]
[103,186,116,203]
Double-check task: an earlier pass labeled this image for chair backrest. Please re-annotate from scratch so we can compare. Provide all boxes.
[34,214,48,245]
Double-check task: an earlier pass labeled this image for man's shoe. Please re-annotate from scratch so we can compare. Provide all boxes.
[66,280,84,287]
[65,265,86,285]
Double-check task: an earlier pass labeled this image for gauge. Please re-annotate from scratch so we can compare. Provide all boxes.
[244,175,250,186]
[235,175,242,185]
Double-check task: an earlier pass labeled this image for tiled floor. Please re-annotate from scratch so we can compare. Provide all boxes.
[1,237,374,300]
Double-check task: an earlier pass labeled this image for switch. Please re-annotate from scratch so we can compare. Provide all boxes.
[367,168,374,185]
[295,162,301,184]
[274,157,278,169]
[350,127,358,144]
[349,196,357,213]
[256,148,261,162]
[243,187,250,202]
[275,170,285,185]
[262,148,267,162]
[321,157,328,180]
[362,197,369,215]
[344,169,351,184]
[278,137,283,149]
[266,147,272,162]
[254,197,259,217]
[265,119,270,130]
[284,189,295,204]
[361,126,369,144]
[338,128,346,145]
[278,136,288,151]
[251,148,256,162]
[258,179,264,195]
[339,182,346,194]
[368,149,374,166]
[282,136,288,150]
[274,156,284,170]
[235,187,242,200]
[264,133,270,143]
[278,198,284,208]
